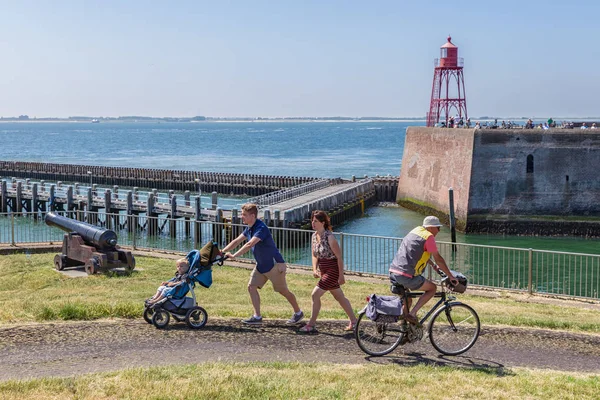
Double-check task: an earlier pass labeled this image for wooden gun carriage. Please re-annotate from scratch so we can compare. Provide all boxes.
[45,212,135,275]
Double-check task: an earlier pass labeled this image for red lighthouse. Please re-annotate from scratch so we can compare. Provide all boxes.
[426,36,468,127]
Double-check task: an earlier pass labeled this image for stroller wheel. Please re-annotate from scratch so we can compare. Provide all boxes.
[186,306,208,329]
[143,307,155,324]
[152,309,170,329]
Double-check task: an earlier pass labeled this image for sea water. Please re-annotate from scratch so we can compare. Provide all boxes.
[2,121,599,254]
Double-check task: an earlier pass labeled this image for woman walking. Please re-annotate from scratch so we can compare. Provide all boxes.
[299,210,357,333]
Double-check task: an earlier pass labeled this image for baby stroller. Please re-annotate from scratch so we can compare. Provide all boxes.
[143,241,225,329]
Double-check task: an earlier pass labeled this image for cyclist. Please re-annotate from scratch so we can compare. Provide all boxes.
[389,216,458,324]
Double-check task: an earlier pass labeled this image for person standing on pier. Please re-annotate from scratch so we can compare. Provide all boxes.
[389,216,458,325]
[222,203,304,325]
[299,210,357,333]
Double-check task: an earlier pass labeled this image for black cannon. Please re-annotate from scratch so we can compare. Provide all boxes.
[45,212,135,275]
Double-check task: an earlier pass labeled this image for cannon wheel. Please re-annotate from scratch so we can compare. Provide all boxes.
[127,255,136,272]
[84,257,100,275]
[54,254,66,271]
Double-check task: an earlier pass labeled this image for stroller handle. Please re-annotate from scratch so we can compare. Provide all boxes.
[215,254,228,266]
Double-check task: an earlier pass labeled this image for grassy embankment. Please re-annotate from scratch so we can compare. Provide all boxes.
[1,253,599,399]
[1,253,599,332]
[1,363,599,400]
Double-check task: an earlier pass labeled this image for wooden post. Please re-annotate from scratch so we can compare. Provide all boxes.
[16,181,23,215]
[87,187,98,225]
[49,184,56,212]
[77,202,85,221]
[214,207,223,245]
[1,180,7,213]
[272,209,281,245]
[104,189,112,229]
[147,192,158,237]
[170,195,177,238]
[127,191,135,233]
[194,196,202,248]
[66,186,74,218]
[184,190,191,237]
[32,183,39,219]
[449,187,457,252]
[211,191,218,210]
[231,208,240,240]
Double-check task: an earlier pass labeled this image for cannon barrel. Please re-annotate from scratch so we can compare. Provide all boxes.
[45,212,118,249]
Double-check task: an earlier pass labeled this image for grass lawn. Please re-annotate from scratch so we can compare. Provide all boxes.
[0,253,599,333]
[1,253,599,398]
[0,362,599,400]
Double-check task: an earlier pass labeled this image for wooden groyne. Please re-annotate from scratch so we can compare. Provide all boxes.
[0,160,399,202]
[0,161,317,196]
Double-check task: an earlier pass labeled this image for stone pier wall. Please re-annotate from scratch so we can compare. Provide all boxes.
[397,127,600,236]
[396,127,475,230]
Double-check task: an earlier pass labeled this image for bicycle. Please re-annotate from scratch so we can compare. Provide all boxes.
[355,270,480,357]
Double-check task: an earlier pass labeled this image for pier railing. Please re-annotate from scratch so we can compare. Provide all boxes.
[2,211,599,300]
[245,178,332,208]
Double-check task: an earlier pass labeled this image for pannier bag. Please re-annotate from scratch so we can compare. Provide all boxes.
[366,294,403,322]
[445,271,468,293]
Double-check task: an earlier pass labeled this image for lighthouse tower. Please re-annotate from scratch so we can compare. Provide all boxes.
[426,36,468,127]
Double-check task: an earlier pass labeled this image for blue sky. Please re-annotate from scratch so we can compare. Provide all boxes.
[1,1,599,118]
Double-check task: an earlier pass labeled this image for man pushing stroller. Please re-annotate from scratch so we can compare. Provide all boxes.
[222,203,304,325]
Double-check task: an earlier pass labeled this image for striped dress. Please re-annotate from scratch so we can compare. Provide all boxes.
[312,230,340,290]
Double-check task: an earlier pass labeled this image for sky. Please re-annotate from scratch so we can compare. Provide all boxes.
[1,0,599,118]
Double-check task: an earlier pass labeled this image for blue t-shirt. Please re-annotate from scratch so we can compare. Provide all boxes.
[243,219,285,273]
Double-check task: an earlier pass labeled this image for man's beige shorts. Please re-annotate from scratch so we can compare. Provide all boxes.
[249,263,288,292]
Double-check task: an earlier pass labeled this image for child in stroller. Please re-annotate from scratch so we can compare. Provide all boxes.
[145,258,190,305]
[143,241,225,329]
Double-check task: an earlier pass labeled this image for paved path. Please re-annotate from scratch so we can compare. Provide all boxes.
[1,318,599,382]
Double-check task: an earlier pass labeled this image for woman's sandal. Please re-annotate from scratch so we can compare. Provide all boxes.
[343,322,357,332]
[299,324,317,333]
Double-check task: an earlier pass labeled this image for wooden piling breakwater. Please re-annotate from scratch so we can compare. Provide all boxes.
[1,160,396,242]
[0,161,318,196]
[0,160,398,201]
[2,176,376,232]
[370,175,398,202]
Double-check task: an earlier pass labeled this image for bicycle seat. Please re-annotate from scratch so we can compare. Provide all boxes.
[390,283,407,296]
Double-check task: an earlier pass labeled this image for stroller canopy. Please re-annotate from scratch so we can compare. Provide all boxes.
[186,241,221,288]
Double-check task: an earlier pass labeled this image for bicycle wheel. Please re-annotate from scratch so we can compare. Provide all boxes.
[355,312,406,356]
[428,302,480,356]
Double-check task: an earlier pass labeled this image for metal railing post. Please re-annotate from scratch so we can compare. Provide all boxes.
[528,248,533,294]
[11,213,16,246]
[132,213,137,250]
[339,232,344,259]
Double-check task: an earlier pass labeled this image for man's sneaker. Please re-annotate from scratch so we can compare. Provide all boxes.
[242,315,263,325]
[286,310,304,325]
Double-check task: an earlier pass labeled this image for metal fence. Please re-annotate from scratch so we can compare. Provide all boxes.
[246,179,331,207]
[1,211,599,300]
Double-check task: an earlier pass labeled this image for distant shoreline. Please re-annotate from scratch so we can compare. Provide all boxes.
[0,119,426,123]
[2,117,599,124]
